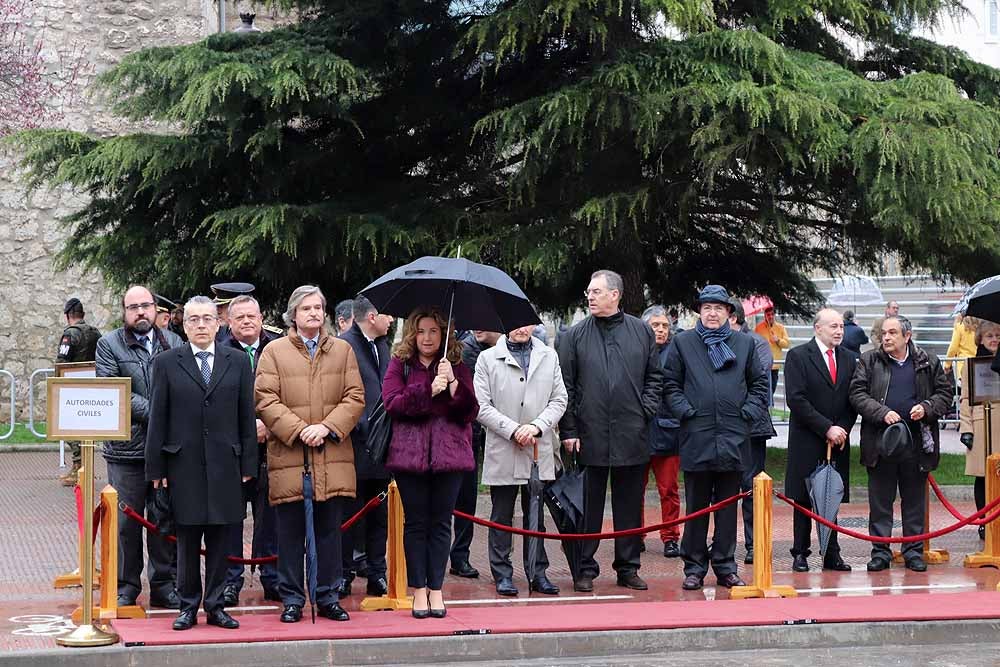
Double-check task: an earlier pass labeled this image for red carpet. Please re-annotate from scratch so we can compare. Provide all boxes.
[112,591,1000,647]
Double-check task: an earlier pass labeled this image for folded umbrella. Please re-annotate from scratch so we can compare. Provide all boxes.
[542,450,584,580]
[524,442,544,586]
[302,448,318,623]
[804,443,845,556]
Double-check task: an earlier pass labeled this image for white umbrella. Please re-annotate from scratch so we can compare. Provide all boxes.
[826,276,884,307]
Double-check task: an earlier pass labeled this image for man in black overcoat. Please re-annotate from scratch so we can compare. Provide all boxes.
[783,308,856,572]
[663,285,770,591]
[558,269,664,593]
[146,296,258,631]
[337,296,393,596]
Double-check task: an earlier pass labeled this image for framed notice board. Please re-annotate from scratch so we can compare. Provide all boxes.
[46,377,132,440]
[54,361,97,378]
[967,356,1000,407]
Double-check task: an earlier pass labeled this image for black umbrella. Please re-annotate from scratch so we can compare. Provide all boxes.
[524,442,544,587]
[543,451,585,580]
[359,256,541,345]
[964,276,1000,323]
[804,443,845,556]
[301,449,318,623]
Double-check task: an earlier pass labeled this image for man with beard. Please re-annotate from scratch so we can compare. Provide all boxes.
[96,284,183,609]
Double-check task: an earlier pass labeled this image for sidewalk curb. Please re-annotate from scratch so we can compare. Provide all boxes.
[6,619,1000,666]
[0,443,59,452]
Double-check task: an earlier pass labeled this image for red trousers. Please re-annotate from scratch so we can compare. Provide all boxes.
[645,454,681,543]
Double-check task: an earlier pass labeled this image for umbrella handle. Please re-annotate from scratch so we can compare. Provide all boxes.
[442,286,456,352]
[533,441,539,463]
[826,441,832,463]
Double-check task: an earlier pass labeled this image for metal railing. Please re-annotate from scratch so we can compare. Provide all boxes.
[26,368,54,439]
[0,370,15,441]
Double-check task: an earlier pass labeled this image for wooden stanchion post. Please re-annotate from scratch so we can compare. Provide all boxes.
[360,480,413,611]
[964,454,1000,569]
[731,472,797,600]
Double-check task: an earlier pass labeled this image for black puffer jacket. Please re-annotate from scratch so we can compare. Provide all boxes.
[557,311,664,467]
[95,326,182,462]
[849,342,952,472]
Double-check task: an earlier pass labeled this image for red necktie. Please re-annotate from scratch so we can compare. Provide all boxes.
[826,348,837,383]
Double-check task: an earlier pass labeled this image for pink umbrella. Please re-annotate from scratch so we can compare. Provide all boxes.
[742,295,774,316]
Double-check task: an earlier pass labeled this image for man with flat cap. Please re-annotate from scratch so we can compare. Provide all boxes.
[56,297,102,485]
[212,282,256,342]
[663,285,770,591]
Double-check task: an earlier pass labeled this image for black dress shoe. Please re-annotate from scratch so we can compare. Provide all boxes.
[117,594,137,607]
[206,609,240,629]
[280,604,303,623]
[263,587,281,602]
[716,573,746,588]
[495,577,519,596]
[823,558,852,572]
[318,602,350,621]
[681,574,703,590]
[792,554,810,572]
[222,584,240,607]
[573,576,594,592]
[366,577,388,596]
[150,589,181,610]
[449,562,479,578]
[530,575,560,595]
[663,541,681,558]
[335,579,352,597]
[905,556,928,572]
[744,548,754,565]
[866,557,891,572]
[616,572,648,590]
[172,610,198,631]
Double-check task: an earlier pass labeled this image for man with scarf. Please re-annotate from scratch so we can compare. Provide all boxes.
[558,269,664,593]
[663,285,770,591]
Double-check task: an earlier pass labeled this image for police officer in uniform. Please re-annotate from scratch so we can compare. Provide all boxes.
[154,295,177,332]
[211,282,256,342]
[56,298,102,485]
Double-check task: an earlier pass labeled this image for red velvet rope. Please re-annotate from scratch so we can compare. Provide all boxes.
[73,484,103,544]
[118,492,386,565]
[774,489,1000,544]
[927,474,989,526]
[452,491,749,540]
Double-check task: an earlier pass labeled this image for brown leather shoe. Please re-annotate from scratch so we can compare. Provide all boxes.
[681,574,703,590]
[716,573,746,588]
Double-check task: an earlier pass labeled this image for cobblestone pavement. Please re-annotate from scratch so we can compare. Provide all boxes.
[1,451,998,653]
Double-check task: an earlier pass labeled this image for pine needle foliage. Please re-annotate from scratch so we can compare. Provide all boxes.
[11,0,1000,315]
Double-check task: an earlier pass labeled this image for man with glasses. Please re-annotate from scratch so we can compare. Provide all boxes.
[96,285,183,610]
[219,295,284,606]
[558,269,664,593]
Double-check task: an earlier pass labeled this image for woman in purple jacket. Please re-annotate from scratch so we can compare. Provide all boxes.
[382,306,478,619]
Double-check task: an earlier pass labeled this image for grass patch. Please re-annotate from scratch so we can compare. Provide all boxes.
[0,423,50,444]
[764,446,969,485]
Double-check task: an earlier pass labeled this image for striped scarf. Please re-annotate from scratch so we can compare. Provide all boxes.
[696,320,737,371]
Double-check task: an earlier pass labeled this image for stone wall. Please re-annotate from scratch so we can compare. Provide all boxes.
[0,0,268,422]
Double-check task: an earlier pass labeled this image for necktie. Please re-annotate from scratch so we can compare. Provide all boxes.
[826,348,837,383]
[306,339,317,359]
[245,345,255,371]
[196,351,212,386]
[369,339,379,365]
[144,336,153,355]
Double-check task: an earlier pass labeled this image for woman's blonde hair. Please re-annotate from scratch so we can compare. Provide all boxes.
[975,320,1000,347]
[392,306,463,364]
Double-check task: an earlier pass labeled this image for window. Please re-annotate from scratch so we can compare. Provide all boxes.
[990,0,999,37]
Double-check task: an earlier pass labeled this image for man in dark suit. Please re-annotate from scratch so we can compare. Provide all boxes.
[146,296,258,631]
[220,294,283,606]
[337,296,393,597]
[783,308,857,572]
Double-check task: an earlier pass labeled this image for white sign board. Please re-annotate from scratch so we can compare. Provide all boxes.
[968,357,1000,406]
[46,377,131,440]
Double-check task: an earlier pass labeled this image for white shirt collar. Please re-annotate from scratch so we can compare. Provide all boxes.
[889,348,910,365]
[814,338,836,358]
[190,342,216,357]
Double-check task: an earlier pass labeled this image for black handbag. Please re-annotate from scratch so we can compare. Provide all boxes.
[365,363,408,466]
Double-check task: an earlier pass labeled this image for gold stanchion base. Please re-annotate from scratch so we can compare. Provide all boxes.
[53,568,101,589]
[963,552,1000,568]
[71,604,145,624]
[359,595,413,611]
[892,549,949,564]
[730,585,798,600]
[55,623,119,647]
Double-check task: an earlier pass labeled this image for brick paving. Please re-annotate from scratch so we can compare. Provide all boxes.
[1,451,998,653]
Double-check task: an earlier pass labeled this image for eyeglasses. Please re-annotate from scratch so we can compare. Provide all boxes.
[584,288,611,298]
[184,315,218,325]
[124,302,155,312]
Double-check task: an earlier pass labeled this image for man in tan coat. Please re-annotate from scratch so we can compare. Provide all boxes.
[255,285,365,624]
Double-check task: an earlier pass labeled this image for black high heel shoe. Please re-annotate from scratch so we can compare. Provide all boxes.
[429,605,446,619]
[412,607,430,619]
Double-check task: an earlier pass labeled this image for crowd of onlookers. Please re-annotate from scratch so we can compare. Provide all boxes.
[52,274,996,631]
